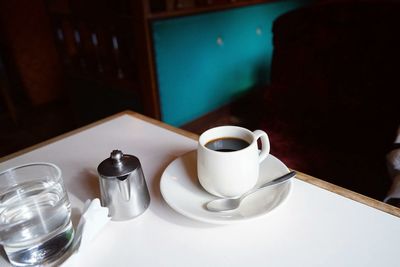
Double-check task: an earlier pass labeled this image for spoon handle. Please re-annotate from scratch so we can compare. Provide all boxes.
[240,170,296,200]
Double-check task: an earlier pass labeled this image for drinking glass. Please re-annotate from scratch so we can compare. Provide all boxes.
[0,163,74,266]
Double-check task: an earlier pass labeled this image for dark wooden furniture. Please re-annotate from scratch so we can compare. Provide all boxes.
[45,0,280,121]
[0,36,30,125]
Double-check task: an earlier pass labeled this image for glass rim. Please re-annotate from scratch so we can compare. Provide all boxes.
[0,162,62,182]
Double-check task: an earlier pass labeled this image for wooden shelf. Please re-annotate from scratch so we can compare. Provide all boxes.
[148,0,276,20]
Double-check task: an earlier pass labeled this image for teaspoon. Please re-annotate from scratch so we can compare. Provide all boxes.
[205,170,296,212]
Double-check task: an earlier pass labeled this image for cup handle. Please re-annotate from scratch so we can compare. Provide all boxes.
[253,130,270,163]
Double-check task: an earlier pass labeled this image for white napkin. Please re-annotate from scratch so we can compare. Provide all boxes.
[60,198,110,266]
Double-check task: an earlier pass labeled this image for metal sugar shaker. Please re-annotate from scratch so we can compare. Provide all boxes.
[97,150,150,221]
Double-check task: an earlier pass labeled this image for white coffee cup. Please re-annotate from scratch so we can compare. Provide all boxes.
[197,126,270,198]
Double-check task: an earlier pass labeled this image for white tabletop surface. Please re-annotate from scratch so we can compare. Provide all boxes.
[1,112,400,266]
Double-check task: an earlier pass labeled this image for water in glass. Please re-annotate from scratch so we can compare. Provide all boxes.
[0,165,74,266]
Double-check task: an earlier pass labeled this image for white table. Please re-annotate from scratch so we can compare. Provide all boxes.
[1,111,400,267]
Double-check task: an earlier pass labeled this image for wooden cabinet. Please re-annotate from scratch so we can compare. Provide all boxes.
[45,0,277,120]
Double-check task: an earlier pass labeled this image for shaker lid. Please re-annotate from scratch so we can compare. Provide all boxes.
[97,150,140,178]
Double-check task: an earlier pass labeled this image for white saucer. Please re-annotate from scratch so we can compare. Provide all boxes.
[160,150,292,224]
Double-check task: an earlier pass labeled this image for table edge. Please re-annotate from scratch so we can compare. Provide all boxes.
[1,110,399,218]
[294,171,400,217]
[0,111,198,162]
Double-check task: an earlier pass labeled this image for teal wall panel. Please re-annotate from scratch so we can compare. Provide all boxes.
[152,1,306,126]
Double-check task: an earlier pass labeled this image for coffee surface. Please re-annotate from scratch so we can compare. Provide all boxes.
[205,137,250,152]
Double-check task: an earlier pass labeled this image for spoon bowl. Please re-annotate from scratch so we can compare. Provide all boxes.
[205,171,296,212]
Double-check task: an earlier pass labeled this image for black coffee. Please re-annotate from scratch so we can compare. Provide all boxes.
[205,137,250,152]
